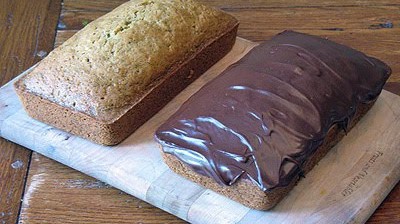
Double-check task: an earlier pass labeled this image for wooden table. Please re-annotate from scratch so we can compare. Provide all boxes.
[1,1,399,223]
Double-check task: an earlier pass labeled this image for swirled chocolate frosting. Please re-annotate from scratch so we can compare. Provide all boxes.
[155,31,391,191]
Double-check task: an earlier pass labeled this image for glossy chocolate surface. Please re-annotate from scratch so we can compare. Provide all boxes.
[155,31,391,191]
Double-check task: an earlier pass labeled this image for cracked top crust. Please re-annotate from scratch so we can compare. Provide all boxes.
[19,0,237,121]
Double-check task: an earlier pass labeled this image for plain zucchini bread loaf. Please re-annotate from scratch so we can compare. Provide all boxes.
[14,0,238,145]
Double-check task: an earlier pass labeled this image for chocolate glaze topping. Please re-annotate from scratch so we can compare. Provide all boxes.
[155,31,391,191]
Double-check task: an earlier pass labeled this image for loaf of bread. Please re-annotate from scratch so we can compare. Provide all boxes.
[14,0,238,145]
[155,31,391,210]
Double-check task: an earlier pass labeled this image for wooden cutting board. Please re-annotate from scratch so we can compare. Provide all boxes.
[0,38,399,224]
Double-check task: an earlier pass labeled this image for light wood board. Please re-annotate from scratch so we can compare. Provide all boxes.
[0,38,399,224]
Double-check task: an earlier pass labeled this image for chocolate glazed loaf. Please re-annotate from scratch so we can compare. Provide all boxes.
[155,31,391,210]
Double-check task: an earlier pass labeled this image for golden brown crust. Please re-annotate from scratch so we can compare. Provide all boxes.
[161,101,375,210]
[19,0,238,120]
[14,22,238,145]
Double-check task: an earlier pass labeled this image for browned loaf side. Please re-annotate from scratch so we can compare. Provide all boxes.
[14,0,238,145]
[161,101,374,210]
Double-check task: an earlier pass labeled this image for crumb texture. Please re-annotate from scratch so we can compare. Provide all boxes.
[21,0,235,120]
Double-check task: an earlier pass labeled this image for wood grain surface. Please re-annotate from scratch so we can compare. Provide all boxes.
[0,0,61,223]
[0,0,399,223]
